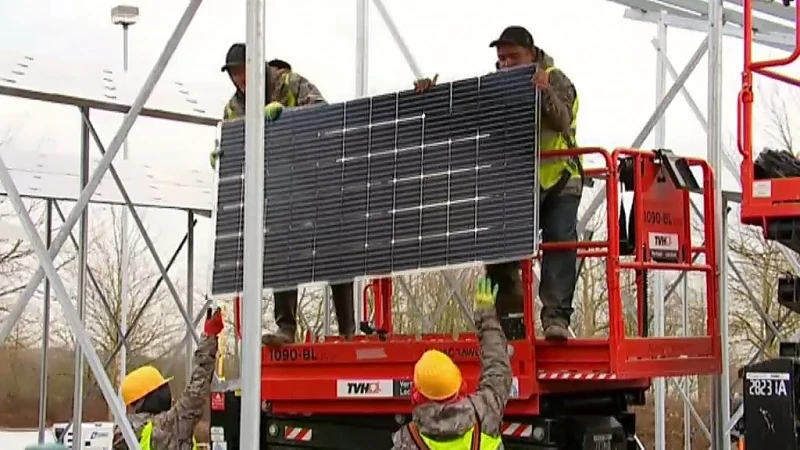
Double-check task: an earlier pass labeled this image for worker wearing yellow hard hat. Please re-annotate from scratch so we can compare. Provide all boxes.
[112,308,224,450]
[392,277,513,450]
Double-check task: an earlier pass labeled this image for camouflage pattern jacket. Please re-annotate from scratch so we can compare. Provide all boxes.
[112,334,218,450]
[391,307,512,449]
[222,65,326,121]
[535,48,577,143]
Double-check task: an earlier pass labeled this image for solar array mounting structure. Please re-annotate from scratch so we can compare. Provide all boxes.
[0,0,796,449]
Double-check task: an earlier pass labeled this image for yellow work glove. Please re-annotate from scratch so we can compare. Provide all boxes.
[474,277,499,311]
[264,101,284,121]
[209,147,222,169]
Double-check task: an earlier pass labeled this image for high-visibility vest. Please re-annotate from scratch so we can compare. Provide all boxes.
[538,66,581,191]
[223,72,297,121]
[408,422,502,450]
[138,421,199,450]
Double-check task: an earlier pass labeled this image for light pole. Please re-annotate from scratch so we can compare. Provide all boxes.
[111,4,139,396]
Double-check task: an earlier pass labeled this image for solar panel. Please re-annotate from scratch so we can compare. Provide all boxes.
[0,148,213,213]
[0,50,224,126]
[212,67,540,295]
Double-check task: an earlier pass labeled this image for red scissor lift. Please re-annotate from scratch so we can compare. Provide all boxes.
[207,143,722,449]
[737,1,800,448]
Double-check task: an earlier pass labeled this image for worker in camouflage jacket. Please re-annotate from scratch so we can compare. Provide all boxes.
[212,43,356,347]
[415,26,581,342]
[391,277,512,450]
[111,308,223,450]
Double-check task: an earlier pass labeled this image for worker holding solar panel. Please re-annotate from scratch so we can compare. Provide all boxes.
[213,42,357,346]
[415,26,582,342]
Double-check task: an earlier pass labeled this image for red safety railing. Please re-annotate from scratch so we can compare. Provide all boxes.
[346,147,720,379]
[738,0,800,223]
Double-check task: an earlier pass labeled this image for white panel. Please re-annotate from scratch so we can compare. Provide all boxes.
[0,146,213,213]
[0,50,226,126]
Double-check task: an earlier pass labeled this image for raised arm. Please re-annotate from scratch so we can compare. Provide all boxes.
[154,334,218,441]
[466,278,512,435]
[538,67,576,137]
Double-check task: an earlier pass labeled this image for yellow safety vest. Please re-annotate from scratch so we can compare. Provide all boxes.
[538,66,581,191]
[224,72,297,120]
[409,423,502,450]
[139,421,198,450]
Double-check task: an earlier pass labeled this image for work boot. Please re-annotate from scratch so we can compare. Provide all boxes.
[261,329,296,346]
[331,282,356,340]
[264,290,298,346]
[543,322,569,342]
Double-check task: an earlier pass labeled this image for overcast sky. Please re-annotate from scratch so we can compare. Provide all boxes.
[0,0,796,308]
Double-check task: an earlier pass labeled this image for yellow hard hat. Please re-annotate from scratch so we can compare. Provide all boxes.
[413,350,463,401]
[121,366,172,405]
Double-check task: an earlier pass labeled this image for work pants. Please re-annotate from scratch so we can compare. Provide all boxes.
[485,179,582,327]
[272,282,356,337]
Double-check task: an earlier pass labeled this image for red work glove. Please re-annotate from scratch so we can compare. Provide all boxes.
[204,307,224,336]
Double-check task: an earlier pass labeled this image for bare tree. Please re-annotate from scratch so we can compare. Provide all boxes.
[55,207,184,383]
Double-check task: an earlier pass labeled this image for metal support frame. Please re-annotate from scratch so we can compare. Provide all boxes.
[240,0,266,447]
[4,0,796,447]
[612,1,799,449]
[0,1,207,449]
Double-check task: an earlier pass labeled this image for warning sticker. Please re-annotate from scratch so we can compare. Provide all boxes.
[210,392,225,411]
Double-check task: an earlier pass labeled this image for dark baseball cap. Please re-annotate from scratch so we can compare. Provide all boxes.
[221,43,246,72]
[268,59,292,71]
[489,26,535,49]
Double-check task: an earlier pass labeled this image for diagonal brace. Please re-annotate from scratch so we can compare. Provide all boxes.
[0,153,141,449]
[81,111,201,345]
[52,200,131,354]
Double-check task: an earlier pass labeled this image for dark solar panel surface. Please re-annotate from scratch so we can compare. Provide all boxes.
[212,66,540,294]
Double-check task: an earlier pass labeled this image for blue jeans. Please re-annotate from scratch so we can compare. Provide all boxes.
[485,181,581,327]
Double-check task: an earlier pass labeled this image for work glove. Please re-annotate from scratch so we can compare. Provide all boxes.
[264,101,284,121]
[474,277,499,311]
[204,307,224,336]
[209,147,222,170]
[413,74,438,93]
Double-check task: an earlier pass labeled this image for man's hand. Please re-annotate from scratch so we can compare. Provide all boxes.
[209,148,222,170]
[204,307,224,336]
[413,74,439,93]
[474,277,499,311]
[531,68,549,90]
[264,101,284,121]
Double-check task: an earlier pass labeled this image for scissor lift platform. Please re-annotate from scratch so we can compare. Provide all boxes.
[256,147,722,417]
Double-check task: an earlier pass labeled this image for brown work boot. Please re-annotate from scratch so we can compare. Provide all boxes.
[261,330,295,346]
[543,323,569,342]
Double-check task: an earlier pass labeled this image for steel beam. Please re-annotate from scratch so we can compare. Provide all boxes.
[240,0,266,447]
[0,0,204,347]
[371,0,423,79]
[356,0,369,97]
[0,156,140,449]
[37,200,53,445]
[79,110,201,346]
[71,105,90,447]
[628,9,795,51]
[653,13,668,450]
[707,0,730,447]
[186,210,195,381]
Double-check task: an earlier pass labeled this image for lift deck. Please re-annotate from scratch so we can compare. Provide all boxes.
[209,66,722,449]
[248,146,720,418]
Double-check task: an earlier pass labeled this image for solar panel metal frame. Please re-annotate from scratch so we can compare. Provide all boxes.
[0,50,222,126]
[0,147,213,213]
[211,66,542,295]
